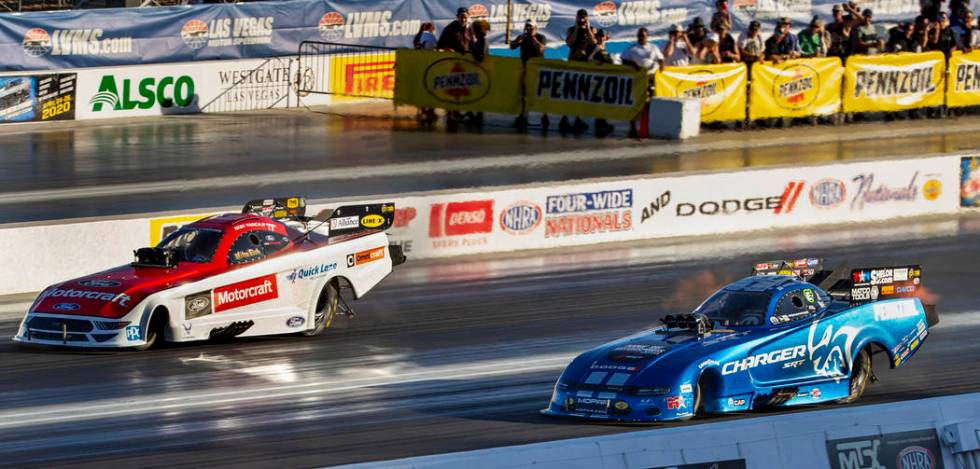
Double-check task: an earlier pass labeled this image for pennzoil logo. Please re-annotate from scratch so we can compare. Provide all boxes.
[772,63,819,110]
[679,70,725,116]
[853,64,936,98]
[954,62,980,92]
[424,58,491,104]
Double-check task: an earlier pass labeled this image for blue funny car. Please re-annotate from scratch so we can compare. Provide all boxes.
[541,259,938,422]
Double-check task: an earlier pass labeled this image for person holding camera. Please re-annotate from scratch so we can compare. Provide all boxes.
[929,11,957,56]
[765,17,801,63]
[510,19,548,131]
[664,24,695,66]
[560,9,599,135]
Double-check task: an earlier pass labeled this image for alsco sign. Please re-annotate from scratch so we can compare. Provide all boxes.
[90,75,195,112]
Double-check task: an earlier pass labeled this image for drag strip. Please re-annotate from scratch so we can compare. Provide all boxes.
[1,216,979,468]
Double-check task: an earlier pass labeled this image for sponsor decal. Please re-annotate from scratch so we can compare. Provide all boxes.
[429,200,494,238]
[854,65,937,98]
[424,57,491,105]
[810,388,822,399]
[330,216,360,230]
[544,189,632,238]
[286,316,305,328]
[665,395,686,410]
[803,289,816,303]
[773,63,819,110]
[79,279,121,288]
[346,246,385,267]
[827,429,942,469]
[89,75,195,112]
[43,288,130,307]
[680,383,693,393]
[676,196,784,216]
[233,247,262,261]
[499,201,542,235]
[897,446,936,469]
[810,178,847,208]
[698,359,720,369]
[393,207,416,228]
[185,292,212,319]
[954,62,980,92]
[53,303,80,311]
[360,214,385,229]
[808,319,859,381]
[214,274,278,312]
[873,300,918,321]
[776,181,805,214]
[640,190,671,223]
[722,345,806,375]
[727,397,746,407]
[589,363,639,372]
[923,179,942,201]
[234,221,279,231]
[125,324,140,341]
[286,262,337,283]
[330,52,395,99]
[607,343,667,362]
[534,69,635,106]
[180,16,274,49]
[22,27,133,57]
[850,172,919,210]
[182,322,192,335]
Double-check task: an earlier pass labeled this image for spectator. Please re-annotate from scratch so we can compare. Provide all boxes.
[765,17,801,63]
[887,22,921,52]
[664,23,695,66]
[694,32,722,64]
[716,22,740,63]
[470,20,490,62]
[850,8,885,54]
[828,4,857,58]
[929,11,957,56]
[510,19,548,132]
[799,16,829,57]
[561,9,599,135]
[950,0,969,29]
[953,10,978,51]
[621,27,665,73]
[711,0,732,32]
[913,15,933,50]
[739,20,765,65]
[688,17,708,46]
[438,7,472,53]
[413,23,437,50]
[591,29,616,138]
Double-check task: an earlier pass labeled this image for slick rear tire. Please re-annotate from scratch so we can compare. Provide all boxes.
[837,347,872,404]
[303,279,339,337]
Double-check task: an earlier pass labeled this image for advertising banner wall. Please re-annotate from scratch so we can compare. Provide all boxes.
[393,49,523,114]
[0,73,76,123]
[749,57,842,120]
[946,51,980,108]
[330,51,396,101]
[524,57,648,120]
[843,52,946,113]
[655,62,747,122]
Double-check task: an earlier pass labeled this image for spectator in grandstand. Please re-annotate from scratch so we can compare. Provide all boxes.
[887,22,922,52]
[828,4,858,58]
[765,17,801,63]
[694,32,722,64]
[510,19,548,132]
[850,9,885,55]
[470,20,490,62]
[591,29,616,138]
[687,17,708,47]
[913,15,934,50]
[715,22,741,63]
[798,16,829,57]
[710,0,732,32]
[953,10,978,51]
[664,24,695,66]
[928,11,958,56]
[739,20,765,66]
[413,23,437,50]
[921,0,943,20]
[950,0,970,29]
[438,7,473,54]
[560,8,599,135]
[621,27,663,139]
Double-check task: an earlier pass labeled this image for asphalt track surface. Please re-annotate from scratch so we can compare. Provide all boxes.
[4,109,980,223]
[1,215,979,468]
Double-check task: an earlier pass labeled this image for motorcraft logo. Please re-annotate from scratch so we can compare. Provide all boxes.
[853,64,937,98]
[22,27,133,57]
[89,75,195,112]
[535,69,635,107]
[43,288,130,307]
[317,11,419,40]
[287,262,337,283]
[468,2,551,25]
[544,189,632,238]
[180,17,274,49]
[954,62,980,92]
[214,274,278,312]
[429,200,494,238]
[773,63,818,110]
[499,201,542,235]
[810,178,847,208]
[425,58,490,104]
[850,172,919,210]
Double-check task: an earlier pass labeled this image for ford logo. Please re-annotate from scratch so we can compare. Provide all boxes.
[498,202,542,235]
[286,316,305,328]
[53,303,80,311]
[79,279,121,288]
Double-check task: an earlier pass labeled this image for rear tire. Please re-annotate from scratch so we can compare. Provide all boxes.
[134,309,167,351]
[302,280,339,337]
[837,347,872,404]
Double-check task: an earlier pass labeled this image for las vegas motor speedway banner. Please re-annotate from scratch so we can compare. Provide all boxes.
[655,62,747,123]
[523,57,648,120]
[749,57,842,120]
[946,51,980,108]
[843,51,946,113]
[0,0,953,72]
[393,49,523,115]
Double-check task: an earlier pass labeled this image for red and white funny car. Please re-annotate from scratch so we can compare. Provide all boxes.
[14,197,405,349]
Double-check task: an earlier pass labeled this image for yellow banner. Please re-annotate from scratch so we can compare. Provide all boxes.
[393,49,522,114]
[655,63,747,122]
[749,57,842,119]
[843,52,945,112]
[947,50,980,108]
[329,52,396,102]
[523,58,649,120]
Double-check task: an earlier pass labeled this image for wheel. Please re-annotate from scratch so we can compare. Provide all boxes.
[837,347,872,404]
[678,382,703,421]
[133,309,167,351]
[302,279,339,337]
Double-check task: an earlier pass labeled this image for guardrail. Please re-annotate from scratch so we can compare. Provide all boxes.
[339,392,980,469]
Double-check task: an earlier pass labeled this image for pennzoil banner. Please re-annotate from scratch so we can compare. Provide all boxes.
[655,63,747,122]
[947,51,980,108]
[749,57,842,119]
[843,52,945,113]
[393,49,522,114]
[523,58,648,120]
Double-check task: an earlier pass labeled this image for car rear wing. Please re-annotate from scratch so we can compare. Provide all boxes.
[845,265,922,303]
[242,197,307,219]
[325,202,396,238]
[751,258,830,284]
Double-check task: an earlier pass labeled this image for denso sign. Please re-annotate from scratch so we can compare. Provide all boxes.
[429,200,494,237]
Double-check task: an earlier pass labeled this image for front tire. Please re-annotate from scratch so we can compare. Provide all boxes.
[837,347,872,404]
[302,280,339,337]
[133,309,167,351]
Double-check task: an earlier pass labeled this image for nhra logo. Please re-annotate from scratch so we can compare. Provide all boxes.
[809,178,846,208]
[499,202,542,235]
[592,1,618,27]
[318,12,345,40]
[424,58,491,105]
[897,445,936,469]
[181,20,210,49]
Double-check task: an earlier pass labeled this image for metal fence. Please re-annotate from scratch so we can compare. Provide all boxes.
[296,41,396,101]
